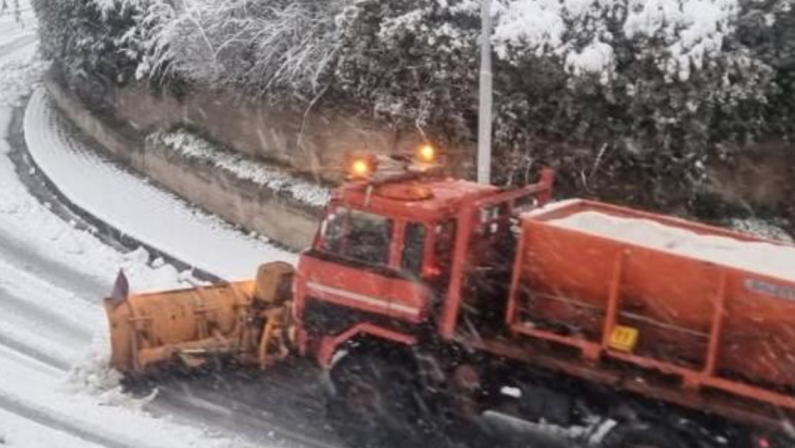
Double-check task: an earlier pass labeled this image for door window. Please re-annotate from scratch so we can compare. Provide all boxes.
[434,220,457,277]
[401,223,426,276]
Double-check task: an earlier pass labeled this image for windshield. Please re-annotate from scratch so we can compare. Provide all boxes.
[321,208,393,266]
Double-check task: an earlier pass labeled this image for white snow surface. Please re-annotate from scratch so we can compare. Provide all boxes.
[0,6,262,447]
[24,89,297,281]
[0,407,105,448]
[549,211,795,282]
[154,129,330,208]
[624,0,739,81]
[0,258,256,448]
[565,39,615,85]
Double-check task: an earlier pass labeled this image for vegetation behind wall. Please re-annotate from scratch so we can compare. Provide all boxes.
[32,0,795,230]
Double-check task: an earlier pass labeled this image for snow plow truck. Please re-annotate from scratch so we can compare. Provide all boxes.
[104,150,795,448]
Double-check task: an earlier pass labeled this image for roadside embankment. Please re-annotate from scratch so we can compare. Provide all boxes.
[42,77,324,251]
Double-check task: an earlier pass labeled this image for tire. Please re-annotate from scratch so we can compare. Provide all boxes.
[602,422,691,448]
[326,352,423,448]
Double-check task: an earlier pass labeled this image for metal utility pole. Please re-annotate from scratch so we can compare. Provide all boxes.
[477,0,493,185]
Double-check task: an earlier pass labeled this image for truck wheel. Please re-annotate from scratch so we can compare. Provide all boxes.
[326,352,422,448]
[602,422,691,448]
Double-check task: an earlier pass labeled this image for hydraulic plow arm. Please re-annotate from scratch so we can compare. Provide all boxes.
[104,262,295,374]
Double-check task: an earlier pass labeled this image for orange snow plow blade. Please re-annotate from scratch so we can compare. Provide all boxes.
[104,262,295,374]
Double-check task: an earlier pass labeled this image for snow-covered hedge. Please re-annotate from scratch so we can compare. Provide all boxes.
[32,0,145,108]
[33,0,795,211]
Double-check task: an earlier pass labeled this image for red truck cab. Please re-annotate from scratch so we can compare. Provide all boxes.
[294,169,554,363]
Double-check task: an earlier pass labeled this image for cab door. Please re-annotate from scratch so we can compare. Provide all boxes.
[298,207,430,325]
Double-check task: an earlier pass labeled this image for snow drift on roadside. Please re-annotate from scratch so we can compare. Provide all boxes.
[153,129,329,208]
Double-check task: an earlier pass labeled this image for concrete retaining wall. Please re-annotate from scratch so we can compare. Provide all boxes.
[113,84,461,184]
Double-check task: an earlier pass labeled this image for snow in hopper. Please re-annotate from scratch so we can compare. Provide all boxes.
[549,211,795,282]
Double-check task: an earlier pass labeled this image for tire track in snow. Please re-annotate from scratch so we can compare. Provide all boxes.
[0,329,71,371]
[155,382,340,448]
[0,224,108,303]
[0,300,83,371]
[0,258,97,372]
[0,391,141,448]
[0,407,107,448]
[0,256,101,332]
[0,298,84,372]
[0,339,65,375]
[0,283,93,341]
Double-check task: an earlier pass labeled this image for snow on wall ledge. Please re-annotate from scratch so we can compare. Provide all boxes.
[153,129,330,208]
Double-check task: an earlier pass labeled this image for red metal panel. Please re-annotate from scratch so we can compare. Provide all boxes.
[442,174,555,339]
[300,255,429,323]
[439,206,476,339]
[721,271,795,386]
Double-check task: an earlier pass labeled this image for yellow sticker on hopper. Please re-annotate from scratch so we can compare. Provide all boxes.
[609,325,639,352]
